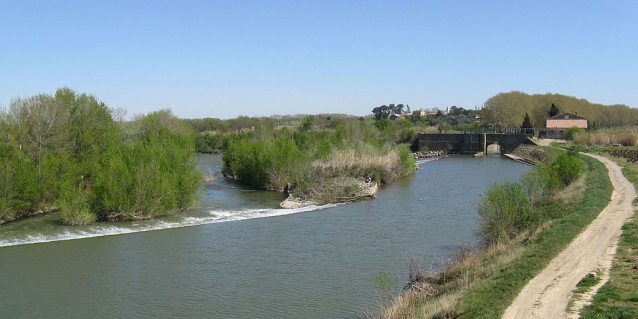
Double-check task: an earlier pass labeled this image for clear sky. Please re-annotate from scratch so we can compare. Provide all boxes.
[1,0,636,119]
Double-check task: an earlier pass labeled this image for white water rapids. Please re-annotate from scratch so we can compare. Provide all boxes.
[0,204,338,247]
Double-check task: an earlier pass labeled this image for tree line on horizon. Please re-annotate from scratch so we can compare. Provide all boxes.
[185,91,637,152]
[480,91,637,129]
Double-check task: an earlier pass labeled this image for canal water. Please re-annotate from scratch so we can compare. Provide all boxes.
[0,155,530,318]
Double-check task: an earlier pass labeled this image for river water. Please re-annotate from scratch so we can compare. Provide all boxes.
[0,155,529,318]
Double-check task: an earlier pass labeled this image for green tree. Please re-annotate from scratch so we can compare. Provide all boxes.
[438,122,451,133]
[9,92,70,181]
[3,88,203,225]
[548,103,560,117]
[372,104,404,120]
[522,113,533,128]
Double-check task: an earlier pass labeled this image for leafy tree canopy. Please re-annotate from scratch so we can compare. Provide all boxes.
[372,104,405,120]
[481,91,636,128]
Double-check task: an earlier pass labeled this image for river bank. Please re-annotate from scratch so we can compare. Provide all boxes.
[379,147,613,318]
[0,206,57,225]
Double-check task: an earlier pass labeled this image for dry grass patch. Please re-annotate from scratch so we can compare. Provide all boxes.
[553,174,586,203]
[379,238,530,319]
[312,148,407,183]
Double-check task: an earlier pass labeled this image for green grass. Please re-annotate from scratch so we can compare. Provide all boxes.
[567,271,602,312]
[454,154,613,318]
[575,273,602,294]
[579,152,638,319]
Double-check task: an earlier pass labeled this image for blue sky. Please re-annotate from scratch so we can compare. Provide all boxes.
[1,0,636,119]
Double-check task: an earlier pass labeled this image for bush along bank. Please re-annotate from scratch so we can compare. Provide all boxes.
[0,88,202,225]
[222,120,417,207]
[378,147,613,318]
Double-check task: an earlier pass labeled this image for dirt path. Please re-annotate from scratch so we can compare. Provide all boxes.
[502,152,636,319]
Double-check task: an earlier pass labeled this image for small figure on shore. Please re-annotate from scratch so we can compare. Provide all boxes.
[365,177,372,183]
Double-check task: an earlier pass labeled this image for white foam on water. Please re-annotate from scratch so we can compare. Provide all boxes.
[0,204,339,247]
[416,157,440,165]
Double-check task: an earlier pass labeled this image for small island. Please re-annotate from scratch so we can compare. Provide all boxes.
[219,108,421,208]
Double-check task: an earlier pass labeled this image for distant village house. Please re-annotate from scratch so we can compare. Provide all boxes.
[546,113,588,139]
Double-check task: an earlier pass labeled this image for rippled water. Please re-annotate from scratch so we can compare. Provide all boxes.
[0,154,530,318]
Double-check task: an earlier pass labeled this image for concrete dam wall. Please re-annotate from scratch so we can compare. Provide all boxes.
[412,133,535,155]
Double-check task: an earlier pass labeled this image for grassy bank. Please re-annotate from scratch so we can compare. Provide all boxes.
[578,151,638,318]
[379,148,612,318]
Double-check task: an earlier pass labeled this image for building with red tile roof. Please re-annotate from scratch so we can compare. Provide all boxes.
[546,113,587,139]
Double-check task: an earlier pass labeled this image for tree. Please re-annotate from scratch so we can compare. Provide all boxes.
[372,105,390,120]
[438,122,451,133]
[412,110,422,122]
[372,104,405,120]
[9,92,70,181]
[300,115,314,132]
[2,88,203,225]
[522,113,533,128]
[109,107,127,123]
[548,103,560,117]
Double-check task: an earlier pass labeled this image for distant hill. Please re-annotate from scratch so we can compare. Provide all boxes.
[481,91,636,128]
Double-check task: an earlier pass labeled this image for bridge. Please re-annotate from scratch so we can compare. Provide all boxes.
[412,133,537,155]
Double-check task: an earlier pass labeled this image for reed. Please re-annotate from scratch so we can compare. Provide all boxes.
[312,148,403,183]
[573,128,638,146]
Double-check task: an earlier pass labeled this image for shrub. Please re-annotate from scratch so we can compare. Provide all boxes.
[91,128,201,221]
[520,169,552,205]
[59,189,95,225]
[223,136,305,190]
[0,145,38,218]
[400,128,415,143]
[375,118,391,131]
[478,181,533,244]
[566,126,585,140]
[552,153,583,186]
[195,134,226,153]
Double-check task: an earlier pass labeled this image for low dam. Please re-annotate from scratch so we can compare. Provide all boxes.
[412,133,536,155]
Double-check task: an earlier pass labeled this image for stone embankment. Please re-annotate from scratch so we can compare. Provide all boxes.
[280,182,378,209]
[413,150,448,159]
[505,144,547,165]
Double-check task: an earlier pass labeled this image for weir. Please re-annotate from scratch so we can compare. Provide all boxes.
[412,133,536,155]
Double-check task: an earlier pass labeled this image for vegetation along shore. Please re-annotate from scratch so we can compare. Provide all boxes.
[0,88,202,225]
